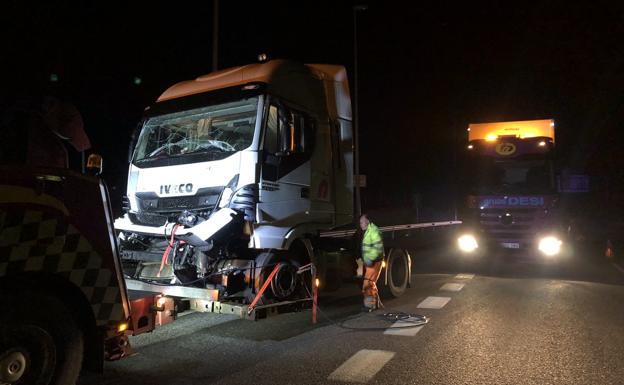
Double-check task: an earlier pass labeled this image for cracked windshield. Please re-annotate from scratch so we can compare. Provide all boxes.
[134,97,258,164]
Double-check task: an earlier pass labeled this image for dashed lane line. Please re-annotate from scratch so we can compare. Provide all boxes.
[384,322,425,336]
[328,349,396,383]
[417,296,451,309]
[331,275,468,382]
[440,283,465,292]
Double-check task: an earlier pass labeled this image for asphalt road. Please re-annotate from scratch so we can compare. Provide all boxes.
[79,243,624,385]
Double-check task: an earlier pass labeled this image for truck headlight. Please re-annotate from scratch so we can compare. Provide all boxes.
[218,187,234,208]
[458,234,478,253]
[538,236,562,256]
[219,174,240,208]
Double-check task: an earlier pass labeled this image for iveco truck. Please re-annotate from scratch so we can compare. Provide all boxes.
[457,119,564,257]
[114,59,423,317]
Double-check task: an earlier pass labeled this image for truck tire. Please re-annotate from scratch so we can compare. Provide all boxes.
[0,292,84,385]
[251,245,311,304]
[380,249,410,298]
[0,325,55,385]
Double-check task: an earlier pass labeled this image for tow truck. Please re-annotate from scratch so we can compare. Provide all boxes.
[0,152,185,384]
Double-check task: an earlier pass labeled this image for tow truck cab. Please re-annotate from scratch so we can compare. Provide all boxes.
[0,166,133,384]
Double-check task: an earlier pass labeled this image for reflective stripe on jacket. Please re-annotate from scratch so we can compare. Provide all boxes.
[362,223,383,264]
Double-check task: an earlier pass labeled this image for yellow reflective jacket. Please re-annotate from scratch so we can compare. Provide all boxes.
[362,223,383,264]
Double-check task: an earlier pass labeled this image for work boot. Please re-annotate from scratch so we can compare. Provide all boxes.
[363,295,376,310]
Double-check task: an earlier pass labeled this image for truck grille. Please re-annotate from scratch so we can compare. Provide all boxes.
[159,196,202,210]
[130,212,168,227]
[479,208,540,241]
[135,187,223,213]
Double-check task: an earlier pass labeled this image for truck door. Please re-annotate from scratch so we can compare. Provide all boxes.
[258,103,313,224]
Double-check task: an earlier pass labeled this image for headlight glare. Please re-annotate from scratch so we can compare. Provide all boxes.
[458,234,478,253]
[538,236,562,256]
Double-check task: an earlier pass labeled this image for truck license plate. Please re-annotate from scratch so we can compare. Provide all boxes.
[501,242,520,249]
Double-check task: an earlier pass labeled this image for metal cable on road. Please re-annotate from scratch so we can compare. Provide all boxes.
[338,311,428,331]
[303,285,429,331]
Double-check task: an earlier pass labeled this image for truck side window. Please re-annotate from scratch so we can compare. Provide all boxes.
[289,112,309,154]
[277,107,304,155]
[263,102,315,181]
[331,120,342,169]
[265,102,314,156]
[278,107,291,154]
[266,104,279,154]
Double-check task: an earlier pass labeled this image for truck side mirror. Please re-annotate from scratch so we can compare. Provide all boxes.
[86,154,103,176]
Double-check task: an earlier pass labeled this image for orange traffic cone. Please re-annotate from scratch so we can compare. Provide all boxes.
[605,240,614,259]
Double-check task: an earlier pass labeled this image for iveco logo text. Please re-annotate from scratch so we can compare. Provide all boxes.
[160,183,193,195]
[481,197,544,207]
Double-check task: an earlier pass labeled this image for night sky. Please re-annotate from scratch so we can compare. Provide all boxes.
[3,1,624,216]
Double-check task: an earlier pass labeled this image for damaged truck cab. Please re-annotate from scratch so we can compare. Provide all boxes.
[115,60,358,311]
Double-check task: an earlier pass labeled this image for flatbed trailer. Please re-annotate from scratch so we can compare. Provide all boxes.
[123,220,462,322]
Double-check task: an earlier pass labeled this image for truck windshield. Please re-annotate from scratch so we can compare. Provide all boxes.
[469,158,554,194]
[133,97,258,166]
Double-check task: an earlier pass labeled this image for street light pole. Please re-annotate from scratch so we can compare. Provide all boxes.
[212,0,219,72]
[353,4,367,219]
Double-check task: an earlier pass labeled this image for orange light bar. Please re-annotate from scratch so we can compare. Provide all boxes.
[468,119,555,143]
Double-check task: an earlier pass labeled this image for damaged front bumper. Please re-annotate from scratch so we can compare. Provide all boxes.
[114,208,238,247]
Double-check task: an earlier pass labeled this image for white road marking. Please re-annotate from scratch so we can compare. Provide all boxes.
[440,283,465,292]
[384,322,424,336]
[328,349,395,383]
[417,296,451,309]
[455,273,475,279]
[612,263,624,275]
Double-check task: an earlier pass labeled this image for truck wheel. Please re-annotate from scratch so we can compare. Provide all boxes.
[252,245,311,304]
[380,249,410,298]
[0,292,84,385]
[0,325,55,385]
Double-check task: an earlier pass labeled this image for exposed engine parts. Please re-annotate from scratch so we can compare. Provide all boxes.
[118,216,307,305]
[177,210,199,227]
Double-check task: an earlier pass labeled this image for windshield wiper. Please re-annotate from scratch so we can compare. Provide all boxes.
[135,150,226,164]
[200,140,236,152]
[182,146,234,158]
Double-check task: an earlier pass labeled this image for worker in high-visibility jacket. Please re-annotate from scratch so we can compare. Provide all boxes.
[359,214,384,311]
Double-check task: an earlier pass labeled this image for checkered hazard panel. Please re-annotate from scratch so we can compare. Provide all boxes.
[0,209,125,327]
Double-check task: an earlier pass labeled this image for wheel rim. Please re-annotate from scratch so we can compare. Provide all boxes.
[271,263,297,299]
[0,325,55,385]
[0,351,27,383]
